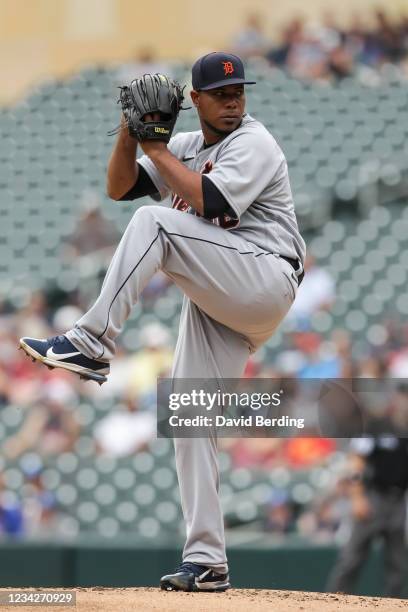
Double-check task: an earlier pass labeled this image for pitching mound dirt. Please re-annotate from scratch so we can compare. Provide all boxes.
[1,588,407,611]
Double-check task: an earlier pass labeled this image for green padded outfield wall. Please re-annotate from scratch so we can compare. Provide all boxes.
[0,540,405,597]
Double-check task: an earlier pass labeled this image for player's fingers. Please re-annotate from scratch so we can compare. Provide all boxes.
[144,113,161,122]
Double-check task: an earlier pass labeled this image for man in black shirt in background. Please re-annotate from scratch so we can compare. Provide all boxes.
[327,432,408,597]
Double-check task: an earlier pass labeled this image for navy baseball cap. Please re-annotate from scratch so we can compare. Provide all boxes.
[192,52,256,91]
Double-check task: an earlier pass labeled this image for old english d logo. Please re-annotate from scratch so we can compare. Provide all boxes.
[222,61,234,76]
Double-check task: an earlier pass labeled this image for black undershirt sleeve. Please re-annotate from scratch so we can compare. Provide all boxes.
[118,164,236,221]
[202,175,236,220]
[118,163,159,200]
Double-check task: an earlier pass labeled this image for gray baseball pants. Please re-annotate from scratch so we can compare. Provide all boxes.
[66,205,298,573]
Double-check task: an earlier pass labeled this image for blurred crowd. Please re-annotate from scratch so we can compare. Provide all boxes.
[230,10,408,82]
[115,10,408,87]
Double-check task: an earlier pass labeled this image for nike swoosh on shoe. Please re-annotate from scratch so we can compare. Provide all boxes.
[46,347,81,360]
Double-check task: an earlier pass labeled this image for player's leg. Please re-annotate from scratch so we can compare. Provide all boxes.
[382,493,407,597]
[160,297,250,592]
[326,495,380,594]
[20,205,296,379]
[69,205,295,353]
[326,521,375,593]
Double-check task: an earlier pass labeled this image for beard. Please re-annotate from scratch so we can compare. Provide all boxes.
[203,118,242,137]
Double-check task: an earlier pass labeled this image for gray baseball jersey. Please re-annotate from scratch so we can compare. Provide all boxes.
[137,113,306,264]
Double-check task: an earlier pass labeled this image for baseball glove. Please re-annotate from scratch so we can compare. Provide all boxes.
[109,74,185,142]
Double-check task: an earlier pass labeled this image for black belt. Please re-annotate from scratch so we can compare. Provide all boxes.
[280,255,304,285]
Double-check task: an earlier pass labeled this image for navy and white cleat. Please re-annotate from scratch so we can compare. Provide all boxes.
[19,335,109,385]
[160,562,230,592]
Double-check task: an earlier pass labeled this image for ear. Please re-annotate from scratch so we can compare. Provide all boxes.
[190,90,199,107]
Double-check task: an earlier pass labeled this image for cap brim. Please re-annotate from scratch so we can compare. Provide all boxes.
[198,78,256,90]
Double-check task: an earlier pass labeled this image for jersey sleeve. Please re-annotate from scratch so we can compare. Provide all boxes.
[204,129,286,219]
[136,133,184,201]
[118,164,159,201]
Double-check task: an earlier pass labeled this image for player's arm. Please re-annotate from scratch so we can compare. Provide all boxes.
[140,141,231,219]
[107,127,208,210]
[106,115,160,201]
[142,142,204,214]
[106,117,139,200]
[107,116,229,216]
[346,450,372,520]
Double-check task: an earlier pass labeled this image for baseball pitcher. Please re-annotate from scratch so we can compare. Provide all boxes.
[20,52,306,592]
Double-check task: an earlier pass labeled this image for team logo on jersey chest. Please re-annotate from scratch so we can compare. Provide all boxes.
[201,160,213,175]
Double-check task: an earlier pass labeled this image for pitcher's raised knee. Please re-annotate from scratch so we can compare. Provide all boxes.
[131,204,203,235]
[131,204,178,230]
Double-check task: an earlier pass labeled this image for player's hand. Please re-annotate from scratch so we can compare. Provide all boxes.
[110,75,184,142]
[138,113,168,157]
[351,494,372,521]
